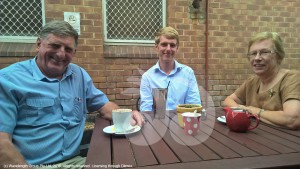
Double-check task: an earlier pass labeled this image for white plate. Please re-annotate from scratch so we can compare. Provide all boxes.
[103,125,141,135]
[217,116,226,124]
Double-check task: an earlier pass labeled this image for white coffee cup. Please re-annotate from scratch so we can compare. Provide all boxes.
[112,109,132,132]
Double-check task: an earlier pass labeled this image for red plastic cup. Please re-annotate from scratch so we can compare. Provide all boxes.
[182,112,201,136]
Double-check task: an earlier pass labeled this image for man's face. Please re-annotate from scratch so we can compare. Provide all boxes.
[36,34,76,79]
[155,35,178,64]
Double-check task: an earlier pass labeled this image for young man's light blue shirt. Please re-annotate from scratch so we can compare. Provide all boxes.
[0,58,109,165]
[140,60,201,111]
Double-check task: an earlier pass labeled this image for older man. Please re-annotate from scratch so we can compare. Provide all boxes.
[0,20,144,168]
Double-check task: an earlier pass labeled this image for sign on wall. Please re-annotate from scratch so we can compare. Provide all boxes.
[64,12,81,35]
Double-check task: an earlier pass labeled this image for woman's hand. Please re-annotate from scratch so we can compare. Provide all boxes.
[244,106,260,116]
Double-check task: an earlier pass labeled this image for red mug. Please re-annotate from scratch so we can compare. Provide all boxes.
[223,107,259,132]
[182,112,201,136]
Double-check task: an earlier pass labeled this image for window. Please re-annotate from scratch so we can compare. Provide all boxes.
[103,0,166,44]
[0,0,45,43]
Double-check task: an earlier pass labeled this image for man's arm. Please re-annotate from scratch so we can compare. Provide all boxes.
[140,75,153,112]
[0,132,31,168]
[97,101,119,120]
[186,71,201,104]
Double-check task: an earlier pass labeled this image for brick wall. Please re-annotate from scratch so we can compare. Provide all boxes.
[0,0,299,109]
[207,0,300,107]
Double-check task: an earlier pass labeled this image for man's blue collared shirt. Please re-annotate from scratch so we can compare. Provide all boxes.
[0,58,109,165]
[140,60,201,111]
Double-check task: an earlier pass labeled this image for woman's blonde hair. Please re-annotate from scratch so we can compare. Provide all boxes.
[248,32,285,64]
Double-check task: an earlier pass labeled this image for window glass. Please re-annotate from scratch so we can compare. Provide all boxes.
[103,0,166,44]
[0,0,45,43]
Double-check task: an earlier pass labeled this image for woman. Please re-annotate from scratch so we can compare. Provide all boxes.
[223,32,300,130]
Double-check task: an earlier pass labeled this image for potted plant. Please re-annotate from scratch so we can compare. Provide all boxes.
[176,104,202,128]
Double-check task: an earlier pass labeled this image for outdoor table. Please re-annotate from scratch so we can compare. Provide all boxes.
[85,108,300,169]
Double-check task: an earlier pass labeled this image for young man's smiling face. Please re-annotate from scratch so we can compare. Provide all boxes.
[156,35,178,64]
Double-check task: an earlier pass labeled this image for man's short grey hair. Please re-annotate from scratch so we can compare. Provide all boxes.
[39,20,79,47]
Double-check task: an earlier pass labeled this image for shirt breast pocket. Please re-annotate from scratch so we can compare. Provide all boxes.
[23,98,56,125]
[73,97,84,122]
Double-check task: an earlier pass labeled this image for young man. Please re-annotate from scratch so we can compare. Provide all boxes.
[140,27,201,111]
[0,20,144,168]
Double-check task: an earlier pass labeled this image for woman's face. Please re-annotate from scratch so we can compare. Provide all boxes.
[36,34,76,79]
[248,39,279,77]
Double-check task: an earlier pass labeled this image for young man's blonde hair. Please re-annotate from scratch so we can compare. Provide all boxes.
[154,26,179,46]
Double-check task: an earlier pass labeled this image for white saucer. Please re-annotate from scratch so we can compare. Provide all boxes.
[103,125,141,135]
[217,116,226,124]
